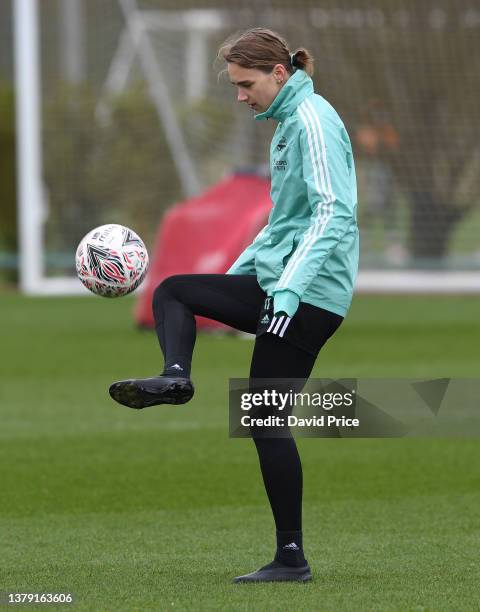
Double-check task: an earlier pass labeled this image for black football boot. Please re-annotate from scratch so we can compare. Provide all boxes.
[109,375,194,409]
[233,560,312,583]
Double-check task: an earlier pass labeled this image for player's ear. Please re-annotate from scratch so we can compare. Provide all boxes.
[272,63,287,83]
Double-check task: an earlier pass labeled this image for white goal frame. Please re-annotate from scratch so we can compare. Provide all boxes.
[14,0,480,295]
[15,0,83,294]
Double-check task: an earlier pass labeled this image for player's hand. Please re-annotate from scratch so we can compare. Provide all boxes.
[273,289,300,318]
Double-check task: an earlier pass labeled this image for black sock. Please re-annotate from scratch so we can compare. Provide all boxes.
[274,530,306,567]
[162,360,190,378]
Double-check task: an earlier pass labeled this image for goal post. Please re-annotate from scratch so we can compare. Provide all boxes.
[14,0,86,294]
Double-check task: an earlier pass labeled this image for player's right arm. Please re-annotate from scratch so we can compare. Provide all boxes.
[226,225,269,275]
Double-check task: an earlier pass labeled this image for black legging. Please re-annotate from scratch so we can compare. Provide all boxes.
[152,274,332,532]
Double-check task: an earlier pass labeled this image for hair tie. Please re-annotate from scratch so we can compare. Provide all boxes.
[290,52,296,67]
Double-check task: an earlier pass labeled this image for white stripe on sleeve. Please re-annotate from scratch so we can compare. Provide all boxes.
[277,99,336,288]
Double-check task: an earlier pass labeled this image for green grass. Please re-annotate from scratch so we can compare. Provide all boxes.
[1,294,479,611]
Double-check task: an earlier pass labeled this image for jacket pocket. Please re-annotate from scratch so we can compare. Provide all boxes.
[272,231,298,276]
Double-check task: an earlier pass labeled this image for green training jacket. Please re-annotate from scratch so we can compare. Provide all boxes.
[227,68,359,318]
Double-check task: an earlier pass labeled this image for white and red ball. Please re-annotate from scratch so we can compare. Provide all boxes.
[75,224,149,297]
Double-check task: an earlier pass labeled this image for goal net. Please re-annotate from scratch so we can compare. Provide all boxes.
[14,0,480,294]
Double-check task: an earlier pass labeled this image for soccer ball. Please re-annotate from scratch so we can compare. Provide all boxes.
[75,224,149,297]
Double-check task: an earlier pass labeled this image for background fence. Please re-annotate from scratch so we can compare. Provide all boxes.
[2,0,480,289]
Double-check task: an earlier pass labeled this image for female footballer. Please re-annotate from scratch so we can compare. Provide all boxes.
[110,28,359,583]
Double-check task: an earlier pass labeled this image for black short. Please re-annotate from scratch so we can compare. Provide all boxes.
[256,296,343,357]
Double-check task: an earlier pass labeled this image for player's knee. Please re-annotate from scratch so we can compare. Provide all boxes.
[252,435,295,458]
[152,275,177,309]
[152,274,190,310]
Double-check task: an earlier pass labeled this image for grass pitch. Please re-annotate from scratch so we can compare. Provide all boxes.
[1,294,479,611]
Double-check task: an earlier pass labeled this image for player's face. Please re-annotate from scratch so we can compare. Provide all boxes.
[228,63,287,114]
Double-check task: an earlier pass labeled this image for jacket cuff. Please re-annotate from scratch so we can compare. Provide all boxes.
[273,289,300,317]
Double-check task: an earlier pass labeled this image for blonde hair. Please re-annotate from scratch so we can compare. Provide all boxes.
[217,28,314,77]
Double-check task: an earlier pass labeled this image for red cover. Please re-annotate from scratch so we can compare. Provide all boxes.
[135,174,271,329]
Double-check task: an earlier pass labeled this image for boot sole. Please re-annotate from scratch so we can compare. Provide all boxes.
[233,569,312,583]
[109,379,194,409]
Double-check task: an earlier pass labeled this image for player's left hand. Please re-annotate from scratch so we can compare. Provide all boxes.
[273,289,300,318]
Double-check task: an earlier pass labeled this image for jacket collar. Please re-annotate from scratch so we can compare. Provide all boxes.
[254,69,314,123]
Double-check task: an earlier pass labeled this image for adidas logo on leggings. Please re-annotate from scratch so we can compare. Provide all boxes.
[267,315,291,338]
